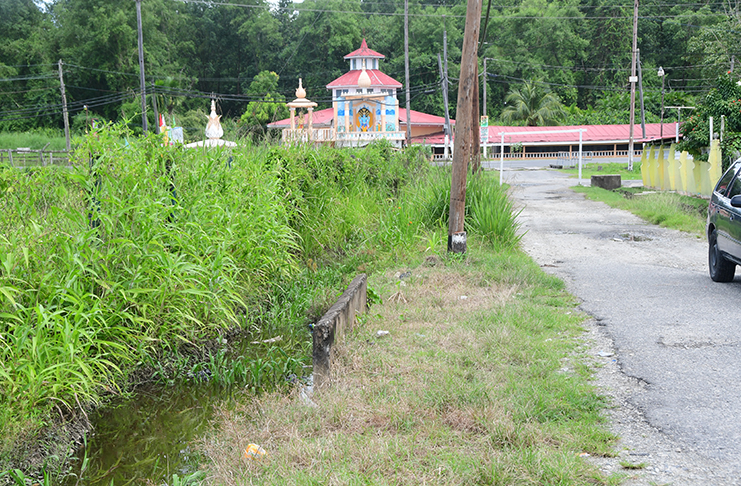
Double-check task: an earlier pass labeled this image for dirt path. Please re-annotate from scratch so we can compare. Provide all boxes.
[509,169,741,485]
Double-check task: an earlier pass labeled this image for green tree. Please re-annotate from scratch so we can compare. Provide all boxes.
[500,79,566,126]
[239,71,288,138]
[680,73,741,169]
[0,0,57,131]
[482,0,588,114]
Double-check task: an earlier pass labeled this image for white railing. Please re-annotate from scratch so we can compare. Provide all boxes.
[282,128,335,144]
[282,128,405,145]
[433,149,642,162]
[337,131,405,143]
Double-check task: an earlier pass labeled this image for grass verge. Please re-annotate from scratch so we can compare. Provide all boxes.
[0,130,68,150]
[560,162,643,180]
[198,247,619,485]
[573,185,708,235]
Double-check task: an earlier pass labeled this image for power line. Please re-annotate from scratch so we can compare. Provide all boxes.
[0,74,58,83]
[170,0,738,21]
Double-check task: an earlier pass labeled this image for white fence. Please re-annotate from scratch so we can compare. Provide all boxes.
[432,149,641,162]
[1,148,70,167]
[282,128,405,146]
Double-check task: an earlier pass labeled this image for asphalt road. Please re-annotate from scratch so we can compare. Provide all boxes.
[508,169,741,484]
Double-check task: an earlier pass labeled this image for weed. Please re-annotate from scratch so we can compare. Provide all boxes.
[574,186,708,235]
[199,247,616,485]
[1,122,526,480]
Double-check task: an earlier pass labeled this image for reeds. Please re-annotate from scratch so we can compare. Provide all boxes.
[0,125,523,473]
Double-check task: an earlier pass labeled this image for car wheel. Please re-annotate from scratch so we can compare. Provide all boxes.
[709,230,736,282]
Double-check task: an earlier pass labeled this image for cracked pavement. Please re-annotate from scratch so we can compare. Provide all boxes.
[508,168,741,485]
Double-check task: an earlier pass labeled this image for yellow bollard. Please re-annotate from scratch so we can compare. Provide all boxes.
[658,146,667,190]
[648,145,658,189]
[708,140,723,190]
[641,146,650,187]
[666,145,678,191]
[680,151,695,194]
[698,161,712,196]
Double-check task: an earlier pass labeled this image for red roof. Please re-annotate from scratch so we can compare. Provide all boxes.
[399,109,452,127]
[344,39,385,59]
[267,107,453,129]
[267,107,335,128]
[326,69,402,89]
[413,123,679,145]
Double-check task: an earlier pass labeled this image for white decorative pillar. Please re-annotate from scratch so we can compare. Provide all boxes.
[308,107,314,142]
[286,78,317,145]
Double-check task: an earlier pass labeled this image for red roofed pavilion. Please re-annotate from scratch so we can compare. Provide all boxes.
[270,39,449,147]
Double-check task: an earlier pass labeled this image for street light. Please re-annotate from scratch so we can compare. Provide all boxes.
[657,66,665,143]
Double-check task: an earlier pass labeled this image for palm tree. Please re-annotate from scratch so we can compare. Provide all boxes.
[501,79,566,126]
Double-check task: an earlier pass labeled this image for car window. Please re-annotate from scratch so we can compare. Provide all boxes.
[715,162,741,196]
[728,174,741,198]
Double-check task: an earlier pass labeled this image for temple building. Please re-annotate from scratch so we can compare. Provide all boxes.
[269,39,449,148]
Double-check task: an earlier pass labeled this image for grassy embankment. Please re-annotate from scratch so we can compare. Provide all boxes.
[0,125,431,474]
[559,161,708,235]
[200,246,622,485]
[0,130,68,150]
[3,123,580,482]
[573,185,708,235]
[561,162,643,181]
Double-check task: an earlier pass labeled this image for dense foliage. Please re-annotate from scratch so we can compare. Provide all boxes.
[0,125,521,473]
[680,73,741,169]
[1,0,738,134]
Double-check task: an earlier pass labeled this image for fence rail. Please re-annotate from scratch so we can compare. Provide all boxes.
[1,148,70,168]
[432,149,642,162]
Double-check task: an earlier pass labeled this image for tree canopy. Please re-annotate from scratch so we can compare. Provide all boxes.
[501,79,566,126]
[0,0,738,134]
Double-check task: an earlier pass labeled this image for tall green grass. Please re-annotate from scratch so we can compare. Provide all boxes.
[573,186,708,234]
[0,130,68,150]
[415,168,523,249]
[0,124,522,476]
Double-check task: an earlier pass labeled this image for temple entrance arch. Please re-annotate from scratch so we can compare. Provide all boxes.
[355,106,374,132]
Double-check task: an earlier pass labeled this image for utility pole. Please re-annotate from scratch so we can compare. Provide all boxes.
[58,60,71,152]
[438,53,451,159]
[637,48,646,139]
[443,26,451,149]
[448,0,482,254]
[483,57,488,159]
[151,81,160,135]
[658,66,665,141]
[471,63,480,172]
[404,0,411,147]
[483,58,487,120]
[628,0,638,170]
[136,0,147,134]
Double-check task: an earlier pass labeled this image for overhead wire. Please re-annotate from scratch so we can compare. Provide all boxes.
[169,0,738,21]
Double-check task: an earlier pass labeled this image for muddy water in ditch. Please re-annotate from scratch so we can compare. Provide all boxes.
[64,381,230,486]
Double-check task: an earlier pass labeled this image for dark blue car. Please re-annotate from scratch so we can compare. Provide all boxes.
[708,159,741,281]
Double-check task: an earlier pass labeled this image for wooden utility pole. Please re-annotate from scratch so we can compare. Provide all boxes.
[628,0,638,170]
[58,60,71,152]
[471,63,481,173]
[404,0,412,147]
[136,0,148,133]
[151,82,160,135]
[443,27,452,152]
[437,53,450,158]
[637,48,646,139]
[448,0,482,254]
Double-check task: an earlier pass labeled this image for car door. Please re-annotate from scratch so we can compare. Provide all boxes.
[717,166,741,258]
